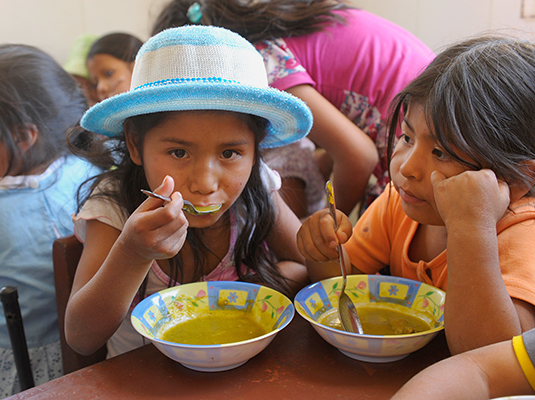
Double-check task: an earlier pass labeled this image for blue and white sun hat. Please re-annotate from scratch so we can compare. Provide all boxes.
[80,25,313,149]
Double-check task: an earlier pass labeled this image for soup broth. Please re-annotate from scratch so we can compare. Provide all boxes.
[318,303,432,335]
[158,310,269,345]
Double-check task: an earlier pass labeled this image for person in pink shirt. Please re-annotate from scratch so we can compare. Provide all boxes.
[152,0,435,217]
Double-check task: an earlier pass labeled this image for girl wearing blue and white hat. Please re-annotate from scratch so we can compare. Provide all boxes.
[65,25,313,358]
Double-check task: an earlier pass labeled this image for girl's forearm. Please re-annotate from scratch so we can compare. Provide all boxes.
[286,84,378,215]
[305,244,358,282]
[444,225,521,354]
[275,260,309,296]
[330,162,370,215]
[392,338,534,399]
[65,246,153,355]
[327,133,378,215]
[305,259,341,282]
[391,353,490,400]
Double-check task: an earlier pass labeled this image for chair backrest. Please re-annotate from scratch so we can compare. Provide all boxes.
[53,235,107,374]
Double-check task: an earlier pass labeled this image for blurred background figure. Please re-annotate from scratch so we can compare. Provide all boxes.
[86,32,143,102]
[63,34,99,107]
[0,44,101,397]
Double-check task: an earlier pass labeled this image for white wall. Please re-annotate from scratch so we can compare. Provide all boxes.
[350,0,535,52]
[0,0,168,65]
[1,0,535,65]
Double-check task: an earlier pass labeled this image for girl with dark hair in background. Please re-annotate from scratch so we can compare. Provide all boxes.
[0,44,101,396]
[86,32,143,102]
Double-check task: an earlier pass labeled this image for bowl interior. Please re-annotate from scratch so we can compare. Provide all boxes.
[295,275,445,329]
[294,275,446,362]
[132,281,294,346]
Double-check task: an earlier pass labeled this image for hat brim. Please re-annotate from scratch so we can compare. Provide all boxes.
[80,83,313,149]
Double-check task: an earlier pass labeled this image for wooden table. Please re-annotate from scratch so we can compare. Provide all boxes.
[9,315,450,399]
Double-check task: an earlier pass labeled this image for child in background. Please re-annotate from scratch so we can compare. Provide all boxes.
[63,34,99,107]
[392,328,535,399]
[86,32,143,102]
[297,35,535,355]
[65,25,312,358]
[0,44,101,397]
[152,0,435,217]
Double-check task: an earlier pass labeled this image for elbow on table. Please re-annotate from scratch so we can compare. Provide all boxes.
[65,325,107,356]
[65,311,110,356]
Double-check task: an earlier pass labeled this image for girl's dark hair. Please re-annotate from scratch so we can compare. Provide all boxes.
[68,110,294,296]
[387,34,535,196]
[0,44,87,176]
[87,33,143,63]
[152,0,352,42]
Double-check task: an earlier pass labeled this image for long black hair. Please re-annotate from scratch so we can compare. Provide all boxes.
[0,44,87,177]
[68,110,294,296]
[387,34,535,195]
[152,0,352,42]
[87,32,143,64]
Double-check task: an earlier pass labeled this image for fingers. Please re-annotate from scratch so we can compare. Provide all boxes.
[431,168,512,227]
[335,210,352,244]
[155,175,175,199]
[141,175,184,213]
[138,176,186,232]
[125,198,189,261]
[297,209,350,262]
[297,226,334,262]
[151,217,189,259]
[430,170,446,190]
[497,178,511,200]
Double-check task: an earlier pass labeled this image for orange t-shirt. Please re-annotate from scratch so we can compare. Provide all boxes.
[344,187,535,306]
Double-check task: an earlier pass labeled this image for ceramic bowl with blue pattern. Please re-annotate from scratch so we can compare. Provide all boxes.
[294,275,445,363]
[131,281,294,372]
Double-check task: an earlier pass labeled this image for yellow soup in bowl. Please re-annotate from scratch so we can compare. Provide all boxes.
[158,309,269,345]
[318,302,432,335]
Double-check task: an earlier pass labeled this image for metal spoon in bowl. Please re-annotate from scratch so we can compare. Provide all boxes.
[324,181,364,334]
[141,189,222,216]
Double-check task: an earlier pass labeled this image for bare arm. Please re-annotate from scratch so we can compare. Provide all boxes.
[278,176,308,220]
[286,85,379,215]
[65,177,188,355]
[431,169,535,354]
[266,191,310,294]
[391,338,534,400]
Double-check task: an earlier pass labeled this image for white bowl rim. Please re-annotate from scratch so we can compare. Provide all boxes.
[131,281,295,348]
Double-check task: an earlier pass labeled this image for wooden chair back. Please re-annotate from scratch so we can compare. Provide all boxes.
[53,235,107,374]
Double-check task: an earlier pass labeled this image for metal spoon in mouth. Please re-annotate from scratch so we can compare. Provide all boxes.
[324,181,364,334]
[141,189,222,216]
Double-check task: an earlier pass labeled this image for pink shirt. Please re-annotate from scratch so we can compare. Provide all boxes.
[256,9,435,205]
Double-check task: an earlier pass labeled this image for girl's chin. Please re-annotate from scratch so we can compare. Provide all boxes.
[185,211,224,228]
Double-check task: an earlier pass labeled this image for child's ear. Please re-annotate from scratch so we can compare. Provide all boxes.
[16,123,38,152]
[510,159,535,203]
[124,121,142,166]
